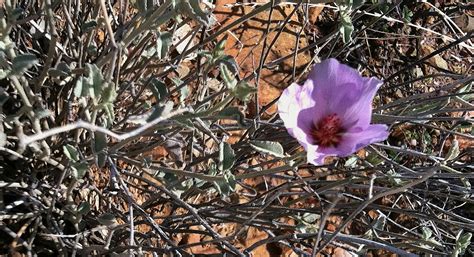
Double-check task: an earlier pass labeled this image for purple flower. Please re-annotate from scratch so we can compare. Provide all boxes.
[278,58,389,165]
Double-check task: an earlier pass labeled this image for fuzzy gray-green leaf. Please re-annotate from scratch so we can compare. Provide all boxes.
[102,103,115,126]
[101,82,117,103]
[453,232,472,257]
[63,144,80,162]
[97,213,117,226]
[445,139,460,161]
[216,55,238,75]
[71,162,88,179]
[48,68,68,78]
[0,69,9,79]
[220,63,237,89]
[250,140,285,158]
[215,107,246,126]
[74,76,85,97]
[157,31,173,59]
[147,101,173,122]
[85,63,104,98]
[77,202,91,215]
[232,81,256,102]
[219,142,235,171]
[149,77,168,102]
[11,54,38,75]
[340,12,354,43]
[213,169,236,196]
[176,0,211,26]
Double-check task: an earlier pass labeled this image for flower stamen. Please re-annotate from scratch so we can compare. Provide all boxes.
[311,114,344,147]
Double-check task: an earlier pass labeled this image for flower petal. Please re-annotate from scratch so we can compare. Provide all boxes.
[337,124,389,156]
[306,144,326,166]
[278,82,315,147]
[338,77,382,129]
[308,145,355,165]
[279,58,388,166]
[308,58,383,128]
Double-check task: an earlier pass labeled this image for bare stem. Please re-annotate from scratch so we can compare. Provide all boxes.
[19,108,189,148]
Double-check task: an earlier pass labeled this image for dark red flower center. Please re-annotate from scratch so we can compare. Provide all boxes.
[311,114,344,147]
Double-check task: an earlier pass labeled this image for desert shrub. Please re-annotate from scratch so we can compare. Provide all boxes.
[0,0,472,256]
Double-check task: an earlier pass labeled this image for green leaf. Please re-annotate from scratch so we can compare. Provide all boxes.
[57,62,71,74]
[213,169,236,196]
[158,172,193,198]
[350,0,364,9]
[250,140,285,158]
[149,78,168,102]
[63,144,80,162]
[0,41,12,52]
[199,51,213,61]
[101,82,117,103]
[176,0,211,26]
[71,162,88,179]
[421,227,432,240]
[220,63,237,89]
[179,84,189,103]
[340,12,354,43]
[134,0,154,13]
[81,20,98,33]
[445,139,460,161]
[214,107,246,126]
[34,108,52,119]
[96,153,107,168]
[216,55,238,75]
[219,142,235,171]
[85,63,104,99]
[214,36,227,58]
[147,101,173,122]
[97,213,117,226]
[77,202,91,215]
[458,232,472,250]
[302,213,320,224]
[73,76,85,97]
[173,117,195,128]
[457,83,473,101]
[453,232,472,257]
[102,103,115,126]
[294,213,320,234]
[386,169,402,186]
[366,151,384,166]
[0,69,9,79]
[344,156,358,168]
[94,132,107,153]
[87,43,98,56]
[402,6,413,23]
[231,81,256,102]
[11,54,38,75]
[157,31,173,59]
[94,132,107,168]
[48,68,68,78]
[11,8,24,21]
